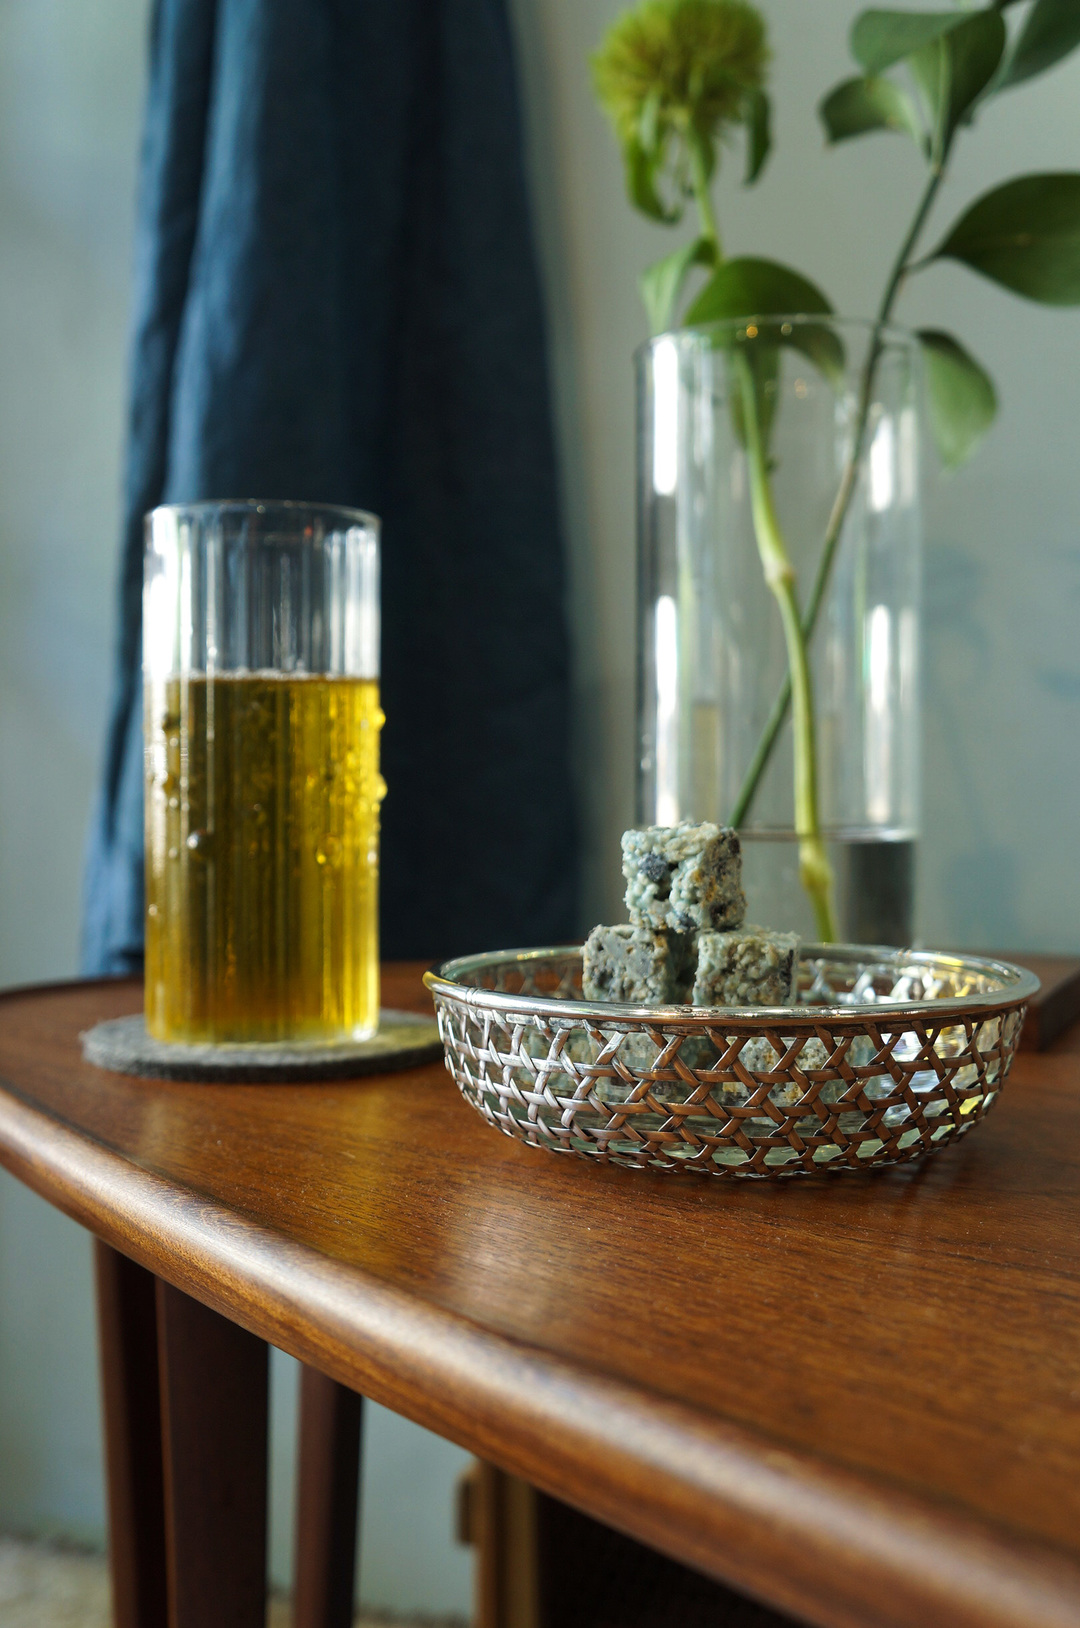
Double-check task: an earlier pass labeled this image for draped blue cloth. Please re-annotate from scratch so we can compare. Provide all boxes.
[82,0,577,971]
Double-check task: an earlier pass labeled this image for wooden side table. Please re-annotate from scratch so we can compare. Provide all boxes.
[1,966,1079,1628]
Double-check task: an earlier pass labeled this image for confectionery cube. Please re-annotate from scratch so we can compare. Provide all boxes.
[738,1035,829,1074]
[736,1035,828,1108]
[690,926,800,1008]
[582,923,694,1005]
[622,822,745,934]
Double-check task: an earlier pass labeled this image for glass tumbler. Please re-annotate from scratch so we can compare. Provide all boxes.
[143,500,383,1044]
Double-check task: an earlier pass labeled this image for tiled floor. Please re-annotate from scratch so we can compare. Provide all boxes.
[0,1539,110,1628]
[0,1536,459,1627]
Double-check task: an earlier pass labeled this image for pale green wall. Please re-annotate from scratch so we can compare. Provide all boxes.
[0,0,1078,1614]
[0,0,146,1564]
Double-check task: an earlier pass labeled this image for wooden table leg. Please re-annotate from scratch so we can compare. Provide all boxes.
[156,1279,268,1628]
[462,1462,539,1628]
[293,1365,364,1628]
[532,1490,802,1626]
[459,1463,800,1628]
[94,1241,169,1628]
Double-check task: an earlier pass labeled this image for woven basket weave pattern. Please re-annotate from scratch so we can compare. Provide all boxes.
[427,947,1034,1179]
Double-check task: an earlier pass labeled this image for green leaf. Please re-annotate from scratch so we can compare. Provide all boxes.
[933,172,1080,303]
[851,8,970,74]
[912,7,1003,142]
[778,320,847,386]
[725,323,849,458]
[624,136,680,224]
[683,257,833,326]
[917,330,998,467]
[743,88,771,185]
[998,0,1080,90]
[909,9,1006,141]
[682,261,842,395]
[819,74,925,148]
[640,237,718,334]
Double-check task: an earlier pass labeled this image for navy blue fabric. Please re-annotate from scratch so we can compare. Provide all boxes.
[83,0,577,972]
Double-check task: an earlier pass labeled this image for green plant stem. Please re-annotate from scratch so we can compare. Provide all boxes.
[728,154,951,830]
[688,130,835,933]
[733,351,837,941]
[688,135,722,255]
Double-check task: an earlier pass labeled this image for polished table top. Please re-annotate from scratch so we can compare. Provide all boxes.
[0,968,1079,1628]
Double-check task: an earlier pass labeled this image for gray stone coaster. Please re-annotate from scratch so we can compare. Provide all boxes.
[80,1009,443,1083]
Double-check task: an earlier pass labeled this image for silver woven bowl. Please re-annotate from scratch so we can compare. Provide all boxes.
[424,945,1038,1179]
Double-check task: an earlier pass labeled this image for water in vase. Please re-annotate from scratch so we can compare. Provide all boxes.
[740,830,916,948]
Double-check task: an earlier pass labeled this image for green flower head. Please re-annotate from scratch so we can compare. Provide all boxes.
[592,0,769,220]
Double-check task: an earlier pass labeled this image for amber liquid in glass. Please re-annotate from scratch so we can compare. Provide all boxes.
[145,673,384,1043]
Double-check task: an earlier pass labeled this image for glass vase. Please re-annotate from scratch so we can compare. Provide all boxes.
[636,318,920,946]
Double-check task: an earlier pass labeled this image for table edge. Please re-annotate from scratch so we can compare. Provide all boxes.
[0,1080,1078,1628]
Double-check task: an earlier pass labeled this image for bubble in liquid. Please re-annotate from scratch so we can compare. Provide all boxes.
[186,829,213,858]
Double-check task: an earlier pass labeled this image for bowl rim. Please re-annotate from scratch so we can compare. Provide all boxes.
[423,943,1041,1026]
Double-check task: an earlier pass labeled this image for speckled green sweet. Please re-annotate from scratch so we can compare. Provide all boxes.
[735,1035,826,1107]
[582,923,694,1005]
[690,926,800,1008]
[738,1035,830,1075]
[621,822,745,934]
